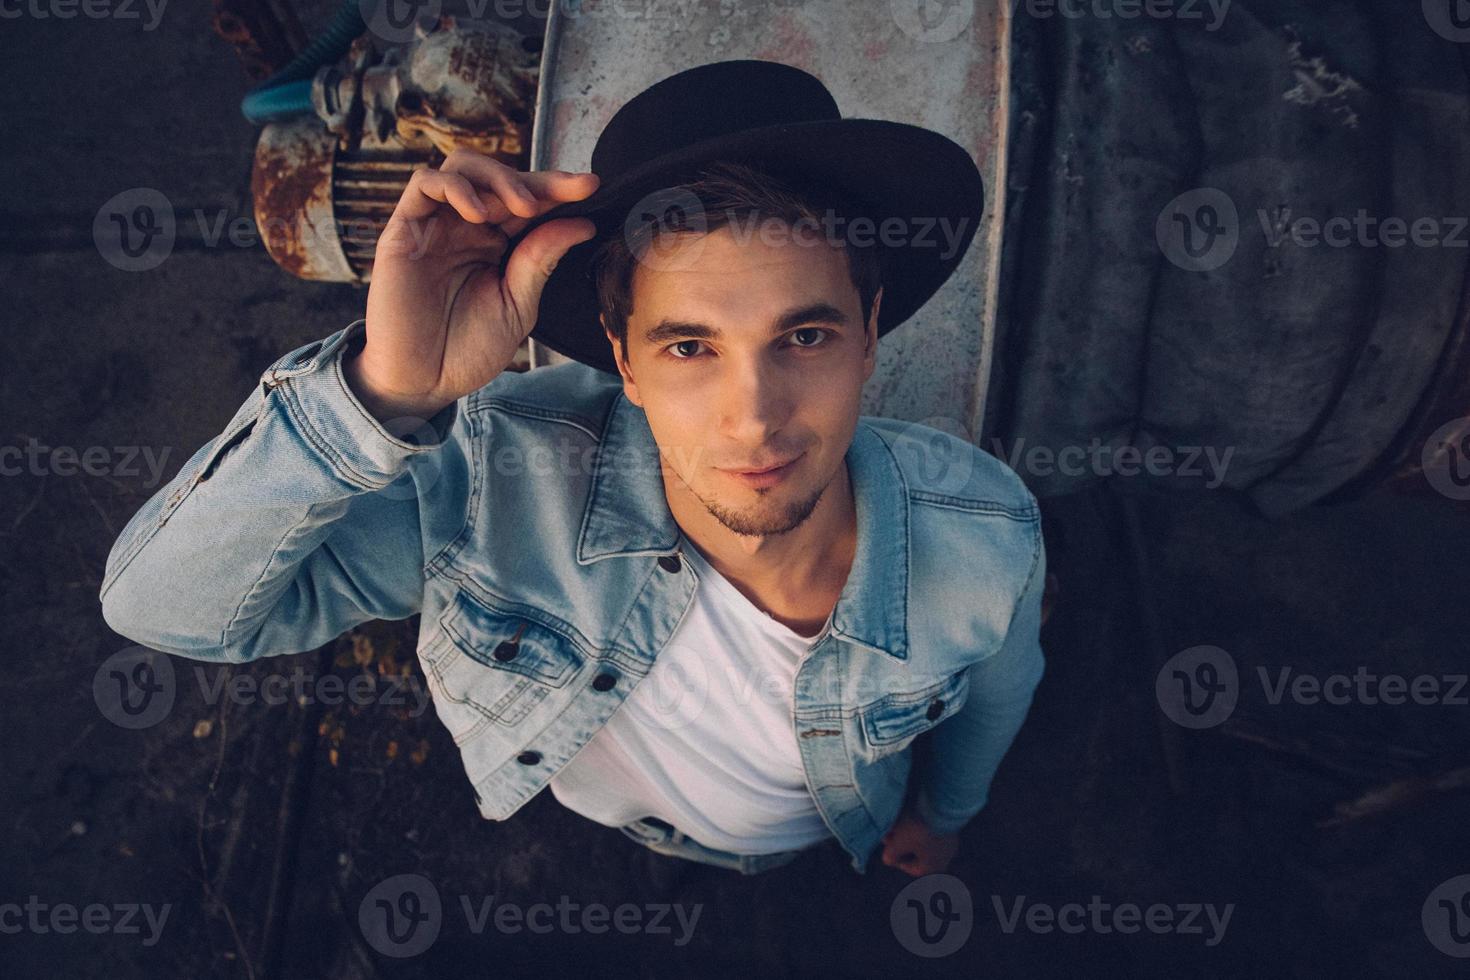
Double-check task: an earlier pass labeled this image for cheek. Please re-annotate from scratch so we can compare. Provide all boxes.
[806,379,864,431]
[643,405,712,474]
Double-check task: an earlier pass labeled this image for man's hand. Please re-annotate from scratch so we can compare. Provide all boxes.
[881,809,960,876]
[349,150,601,422]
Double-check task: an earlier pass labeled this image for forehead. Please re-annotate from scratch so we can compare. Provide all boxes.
[629,225,855,325]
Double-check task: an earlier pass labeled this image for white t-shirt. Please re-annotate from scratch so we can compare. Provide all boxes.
[548,533,835,855]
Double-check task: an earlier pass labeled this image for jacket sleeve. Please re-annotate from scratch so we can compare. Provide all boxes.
[911,531,1047,835]
[99,320,460,664]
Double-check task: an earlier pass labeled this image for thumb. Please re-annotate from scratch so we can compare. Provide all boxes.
[503,217,597,324]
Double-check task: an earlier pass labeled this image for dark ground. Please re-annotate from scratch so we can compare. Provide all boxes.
[3,5,1470,979]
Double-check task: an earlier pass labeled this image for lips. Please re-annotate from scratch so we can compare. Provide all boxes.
[723,455,801,475]
[717,452,805,489]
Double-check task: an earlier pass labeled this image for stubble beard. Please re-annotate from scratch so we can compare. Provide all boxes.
[692,470,833,538]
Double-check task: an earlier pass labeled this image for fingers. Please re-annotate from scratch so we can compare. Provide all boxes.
[441,150,600,217]
[439,151,539,218]
[390,152,600,246]
[501,216,598,326]
[521,168,602,202]
[884,846,925,876]
[394,167,508,226]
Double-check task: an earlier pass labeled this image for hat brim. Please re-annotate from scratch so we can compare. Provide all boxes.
[501,118,985,375]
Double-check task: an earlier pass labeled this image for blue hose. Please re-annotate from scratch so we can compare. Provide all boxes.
[241,0,366,123]
[241,80,317,123]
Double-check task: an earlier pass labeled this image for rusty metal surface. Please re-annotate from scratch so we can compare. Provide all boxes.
[393,15,538,162]
[252,116,435,284]
[309,15,537,161]
[251,115,356,282]
[253,17,537,284]
[527,0,1010,435]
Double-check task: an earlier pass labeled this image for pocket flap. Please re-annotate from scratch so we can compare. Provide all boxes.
[440,591,583,688]
[861,669,971,746]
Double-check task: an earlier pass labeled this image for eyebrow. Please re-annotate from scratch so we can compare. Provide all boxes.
[641,302,849,346]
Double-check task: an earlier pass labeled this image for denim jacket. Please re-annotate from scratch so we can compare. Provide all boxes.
[100,319,1046,874]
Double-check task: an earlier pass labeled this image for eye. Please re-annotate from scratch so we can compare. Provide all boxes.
[786,327,830,349]
[665,339,707,359]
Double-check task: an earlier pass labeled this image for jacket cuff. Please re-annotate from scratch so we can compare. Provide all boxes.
[265,319,457,488]
[912,787,978,837]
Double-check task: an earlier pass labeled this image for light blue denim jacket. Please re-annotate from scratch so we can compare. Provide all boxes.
[100,319,1046,874]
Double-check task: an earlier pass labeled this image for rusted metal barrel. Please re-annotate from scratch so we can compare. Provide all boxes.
[251,115,426,283]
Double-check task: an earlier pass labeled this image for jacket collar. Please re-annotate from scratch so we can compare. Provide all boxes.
[577,391,910,661]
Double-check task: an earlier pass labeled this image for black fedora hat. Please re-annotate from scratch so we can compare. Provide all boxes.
[502,59,985,375]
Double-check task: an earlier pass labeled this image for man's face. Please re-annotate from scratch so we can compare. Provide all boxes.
[605,223,881,538]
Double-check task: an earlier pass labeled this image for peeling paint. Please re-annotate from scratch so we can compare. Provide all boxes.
[1282,38,1362,129]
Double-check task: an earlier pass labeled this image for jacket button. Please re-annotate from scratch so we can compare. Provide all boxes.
[658,553,682,573]
[592,672,617,691]
[926,698,945,721]
[516,750,541,766]
[493,641,519,662]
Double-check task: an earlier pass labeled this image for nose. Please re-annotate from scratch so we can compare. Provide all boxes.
[716,355,792,448]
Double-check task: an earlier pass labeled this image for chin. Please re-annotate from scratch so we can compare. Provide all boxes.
[705,476,827,536]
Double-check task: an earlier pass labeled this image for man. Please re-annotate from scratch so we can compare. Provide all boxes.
[101,60,1046,878]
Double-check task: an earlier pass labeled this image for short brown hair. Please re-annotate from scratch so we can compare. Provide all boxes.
[593,160,883,363]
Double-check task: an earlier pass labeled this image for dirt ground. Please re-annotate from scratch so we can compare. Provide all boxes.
[3,4,1469,979]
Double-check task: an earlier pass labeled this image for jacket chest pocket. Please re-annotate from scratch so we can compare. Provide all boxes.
[423,590,584,740]
[859,669,972,756]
